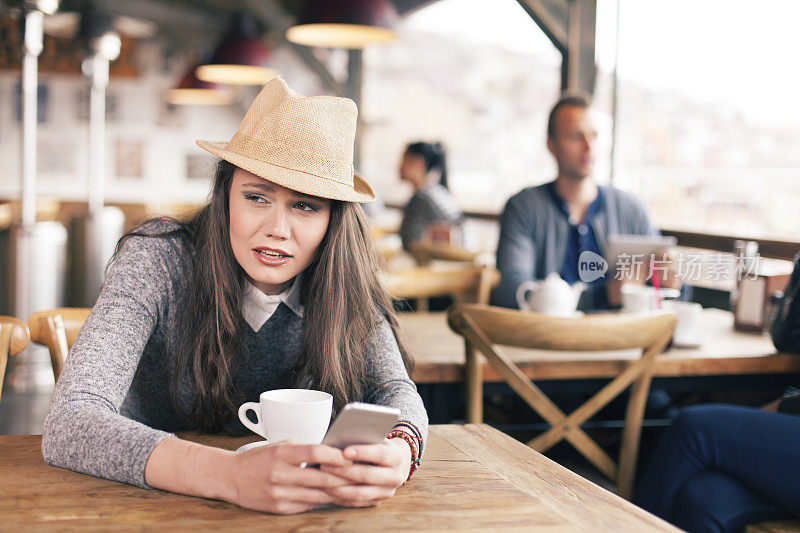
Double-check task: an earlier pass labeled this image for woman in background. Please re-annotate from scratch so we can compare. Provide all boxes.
[398,141,465,250]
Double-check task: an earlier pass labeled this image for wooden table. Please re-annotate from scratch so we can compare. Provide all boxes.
[402,309,800,384]
[0,425,678,532]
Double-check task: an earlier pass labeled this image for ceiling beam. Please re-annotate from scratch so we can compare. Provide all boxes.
[516,0,568,52]
[566,0,596,94]
[517,0,597,95]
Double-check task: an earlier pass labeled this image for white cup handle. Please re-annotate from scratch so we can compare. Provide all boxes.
[516,282,536,311]
[238,402,267,439]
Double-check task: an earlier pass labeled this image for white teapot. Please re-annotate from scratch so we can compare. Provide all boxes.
[515,273,587,317]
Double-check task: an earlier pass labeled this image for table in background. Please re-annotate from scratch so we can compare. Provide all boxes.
[402,308,800,384]
[0,425,677,532]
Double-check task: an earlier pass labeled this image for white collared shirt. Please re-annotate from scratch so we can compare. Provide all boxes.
[242,277,305,332]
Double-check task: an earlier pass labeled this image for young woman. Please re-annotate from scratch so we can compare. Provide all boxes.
[398,141,466,250]
[42,77,428,515]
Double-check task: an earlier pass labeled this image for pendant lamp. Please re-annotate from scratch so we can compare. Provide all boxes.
[195,12,279,86]
[286,0,399,49]
[167,65,232,106]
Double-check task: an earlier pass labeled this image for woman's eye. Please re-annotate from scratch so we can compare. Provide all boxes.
[294,201,319,212]
[244,193,268,204]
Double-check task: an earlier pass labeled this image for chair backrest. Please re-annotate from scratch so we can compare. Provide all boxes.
[383,265,500,312]
[0,316,30,404]
[407,241,481,265]
[448,304,677,352]
[28,308,91,382]
[447,303,677,499]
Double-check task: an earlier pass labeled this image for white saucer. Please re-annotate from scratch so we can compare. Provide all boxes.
[673,336,704,349]
[236,440,269,453]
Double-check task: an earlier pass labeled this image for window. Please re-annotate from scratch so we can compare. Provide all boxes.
[362,0,800,242]
[596,0,800,239]
[360,0,563,213]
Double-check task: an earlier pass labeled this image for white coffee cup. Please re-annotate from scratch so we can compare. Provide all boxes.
[621,285,681,313]
[663,300,703,347]
[621,284,658,313]
[238,389,333,444]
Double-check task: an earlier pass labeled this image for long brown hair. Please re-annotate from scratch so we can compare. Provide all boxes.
[115,160,411,432]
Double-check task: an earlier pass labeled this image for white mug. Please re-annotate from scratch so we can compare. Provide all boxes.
[663,300,703,346]
[238,389,333,444]
[621,284,682,314]
[621,284,658,313]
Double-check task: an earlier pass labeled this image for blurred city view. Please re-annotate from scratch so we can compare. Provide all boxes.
[360,0,800,240]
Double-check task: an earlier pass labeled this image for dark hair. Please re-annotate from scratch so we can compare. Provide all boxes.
[405,141,448,189]
[547,94,591,138]
[113,160,412,432]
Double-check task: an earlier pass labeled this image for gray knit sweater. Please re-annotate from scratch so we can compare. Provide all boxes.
[41,221,428,488]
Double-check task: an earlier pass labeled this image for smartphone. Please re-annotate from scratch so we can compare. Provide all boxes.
[321,402,401,450]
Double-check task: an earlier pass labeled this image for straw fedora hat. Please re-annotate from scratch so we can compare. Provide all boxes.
[196,77,374,203]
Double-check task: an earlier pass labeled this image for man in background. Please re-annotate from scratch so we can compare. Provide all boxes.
[492,94,677,311]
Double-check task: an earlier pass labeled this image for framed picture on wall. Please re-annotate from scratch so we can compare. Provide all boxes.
[75,87,120,122]
[37,139,77,176]
[14,81,49,123]
[157,95,186,128]
[115,138,144,179]
[186,153,216,181]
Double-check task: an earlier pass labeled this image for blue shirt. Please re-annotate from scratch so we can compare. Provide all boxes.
[492,181,659,311]
[549,183,609,308]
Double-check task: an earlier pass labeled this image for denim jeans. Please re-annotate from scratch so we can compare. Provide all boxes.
[635,404,800,533]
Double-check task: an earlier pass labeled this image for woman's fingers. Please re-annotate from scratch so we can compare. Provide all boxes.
[325,483,397,503]
[233,441,407,512]
[319,440,410,487]
[320,463,398,486]
[246,443,354,488]
[264,484,338,507]
[341,442,398,467]
[332,498,382,509]
[271,463,352,489]
[261,442,352,467]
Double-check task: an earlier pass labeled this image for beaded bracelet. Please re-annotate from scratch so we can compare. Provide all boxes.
[387,429,420,481]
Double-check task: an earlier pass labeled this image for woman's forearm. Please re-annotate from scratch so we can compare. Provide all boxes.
[144,437,237,503]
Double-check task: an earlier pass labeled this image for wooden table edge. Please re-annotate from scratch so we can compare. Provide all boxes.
[432,424,682,533]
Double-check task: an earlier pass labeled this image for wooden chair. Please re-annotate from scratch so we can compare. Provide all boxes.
[383,265,499,312]
[407,241,482,265]
[0,316,30,404]
[447,303,677,499]
[27,308,91,382]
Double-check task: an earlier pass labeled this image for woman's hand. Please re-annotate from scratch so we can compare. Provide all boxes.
[227,442,353,515]
[319,437,412,508]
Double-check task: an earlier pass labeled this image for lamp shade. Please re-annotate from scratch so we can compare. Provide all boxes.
[195,12,279,86]
[286,0,399,49]
[167,65,232,106]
